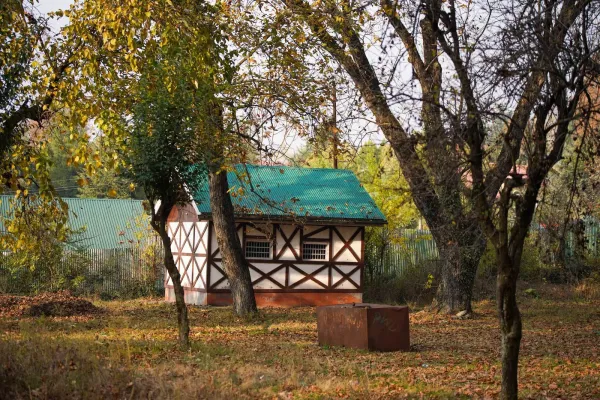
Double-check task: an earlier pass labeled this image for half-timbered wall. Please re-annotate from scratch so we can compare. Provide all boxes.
[207,223,364,293]
[166,215,365,305]
[166,221,209,291]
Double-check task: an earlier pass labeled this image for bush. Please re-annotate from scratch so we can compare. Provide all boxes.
[0,251,88,295]
[0,247,163,298]
[476,241,497,279]
[474,234,590,284]
[80,248,163,299]
[363,260,440,306]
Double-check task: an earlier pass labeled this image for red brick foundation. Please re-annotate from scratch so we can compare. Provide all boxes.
[207,292,362,307]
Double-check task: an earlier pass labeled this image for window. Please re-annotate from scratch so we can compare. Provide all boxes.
[245,241,271,259]
[303,243,327,260]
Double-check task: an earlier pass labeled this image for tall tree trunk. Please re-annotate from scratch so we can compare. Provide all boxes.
[152,213,190,347]
[434,241,484,313]
[209,166,257,316]
[432,219,487,314]
[497,251,522,400]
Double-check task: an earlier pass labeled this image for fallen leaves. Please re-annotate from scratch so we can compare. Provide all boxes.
[0,291,102,318]
[0,287,598,398]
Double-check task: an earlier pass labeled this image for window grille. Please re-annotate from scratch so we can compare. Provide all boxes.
[302,243,327,260]
[245,241,271,259]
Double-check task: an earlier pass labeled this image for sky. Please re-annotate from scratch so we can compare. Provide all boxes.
[37,0,72,12]
[36,0,72,27]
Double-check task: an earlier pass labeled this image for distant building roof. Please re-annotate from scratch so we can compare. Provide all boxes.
[193,165,386,225]
[0,196,149,250]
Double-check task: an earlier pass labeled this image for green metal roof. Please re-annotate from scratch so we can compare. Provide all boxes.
[0,196,149,250]
[193,165,386,224]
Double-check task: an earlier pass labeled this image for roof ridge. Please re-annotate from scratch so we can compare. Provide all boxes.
[62,197,143,203]
[237,164,354,173]
[0,195,143,203]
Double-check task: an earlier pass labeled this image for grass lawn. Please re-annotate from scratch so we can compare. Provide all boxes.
[0,285,599,399]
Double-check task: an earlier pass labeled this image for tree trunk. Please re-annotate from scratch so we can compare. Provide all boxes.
[432,222,487,314]
[497,252,522,400]
[209,166,257,316]
[434,244,478,313]
[154,218,190,347]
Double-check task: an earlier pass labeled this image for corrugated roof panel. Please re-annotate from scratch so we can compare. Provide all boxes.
[0,196,149,250]
[193,165,386,223]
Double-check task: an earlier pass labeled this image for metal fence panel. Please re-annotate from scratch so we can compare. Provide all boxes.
[365,222,600,281]
[0,247,164,297]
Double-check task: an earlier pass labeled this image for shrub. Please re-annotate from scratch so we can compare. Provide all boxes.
[363,259,440,306]
[0,251,88,295]
[574,271,600,300]
[80,248,163,299]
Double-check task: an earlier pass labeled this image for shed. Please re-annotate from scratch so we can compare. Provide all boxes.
[165,164,386,307]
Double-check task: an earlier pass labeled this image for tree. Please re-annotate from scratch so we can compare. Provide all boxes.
[285,0,599,397]
[77,167,137,199]
[58,0,250,344]
[77,139,143,199]
[282,0,600,319]
[534,134,599,277]
[535,80,600,275]
[47,133,79,198]
[61,0,333,318]
[129,72,211,346]
[58,0,330,321]
[354,144,422,229]
[407,1,596,398]
[284,0,487,314]
[0,3,79,256]
[0,1,76,159]
[208,116,257,315]
[444,3,598,396]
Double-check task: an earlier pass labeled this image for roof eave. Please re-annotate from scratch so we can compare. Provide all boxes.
[197,212,387,226]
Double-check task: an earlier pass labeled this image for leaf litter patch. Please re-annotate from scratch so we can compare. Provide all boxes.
[0,291,102,317]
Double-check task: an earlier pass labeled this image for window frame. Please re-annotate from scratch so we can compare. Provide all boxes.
[244,239,272,260]
[302,242,328,261]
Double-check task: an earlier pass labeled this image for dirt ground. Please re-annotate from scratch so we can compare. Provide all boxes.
[0,284,598,399]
